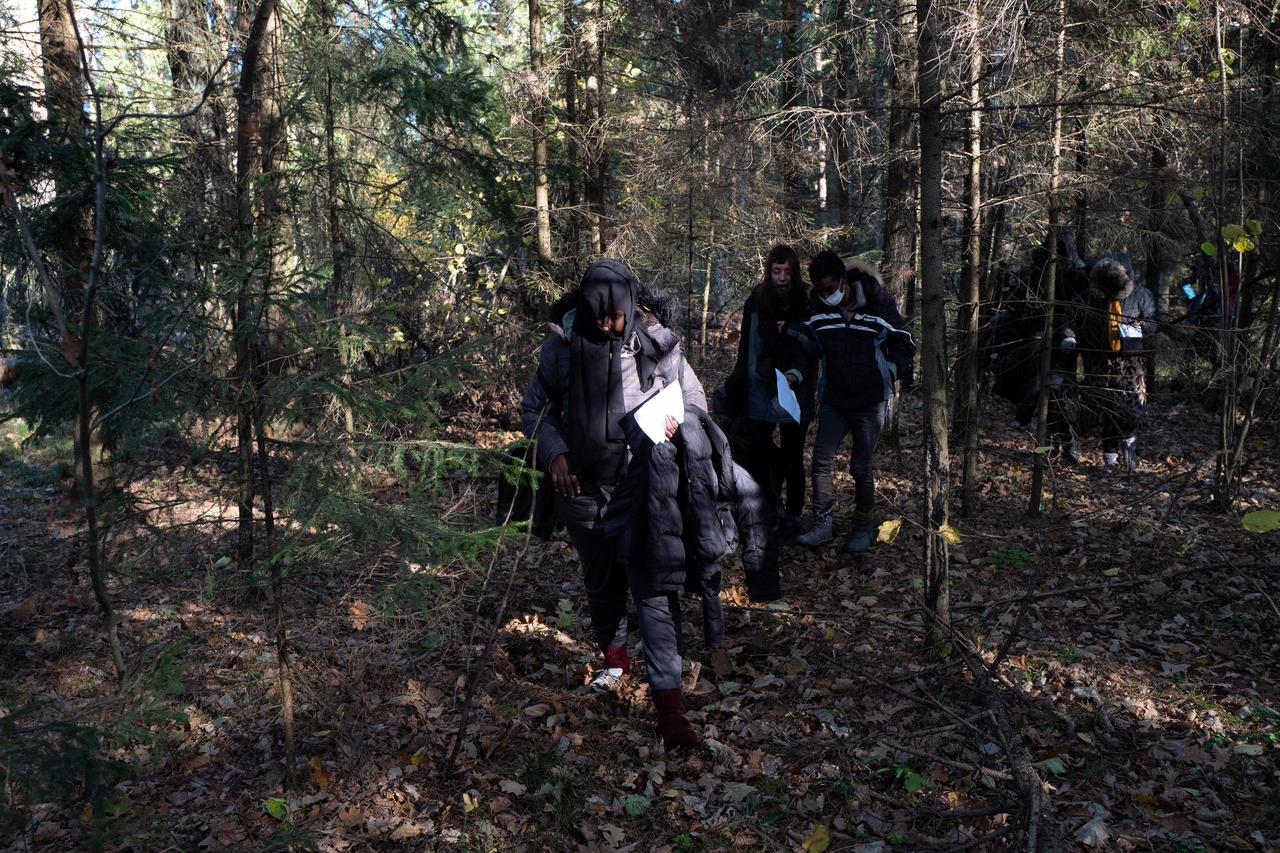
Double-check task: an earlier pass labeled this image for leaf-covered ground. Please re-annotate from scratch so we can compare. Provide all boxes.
[2,386,1278,852]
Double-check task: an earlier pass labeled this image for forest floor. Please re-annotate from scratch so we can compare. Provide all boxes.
[2,384,1279,852]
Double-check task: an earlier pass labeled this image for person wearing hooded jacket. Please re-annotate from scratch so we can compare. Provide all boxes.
[520,259,713,752]
[1061,253,1158,471]
[724,245,820,539]
[795,252,917,553]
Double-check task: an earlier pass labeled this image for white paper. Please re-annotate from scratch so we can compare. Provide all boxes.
[775,369,802,423]
[631,380,685,444]
[1119,322,1142,338]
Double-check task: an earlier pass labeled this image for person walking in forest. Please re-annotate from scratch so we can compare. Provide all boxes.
[723,245,819,540]
[795,252,916,553]
[1063,252,1159,471]
[521,259,777,751]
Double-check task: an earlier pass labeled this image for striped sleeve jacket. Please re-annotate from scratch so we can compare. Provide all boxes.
[804,298,916,412]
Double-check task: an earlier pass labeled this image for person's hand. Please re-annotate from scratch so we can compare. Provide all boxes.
[664,416,680,441]
[776,320,786,333]
[550,453,581,497]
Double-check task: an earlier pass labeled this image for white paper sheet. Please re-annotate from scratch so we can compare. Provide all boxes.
[775,369,802,423]
[631,380,685,444]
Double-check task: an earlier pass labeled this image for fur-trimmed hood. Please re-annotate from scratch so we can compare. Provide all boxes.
[837,257,892,308]
[546,259,681,342]
[545,261,686,350]
[1090,255,1135,300]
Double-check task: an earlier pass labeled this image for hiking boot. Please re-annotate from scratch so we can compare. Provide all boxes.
[842,513,875,554]
[652,688,698,752]
[795,507,834,548]
[588,644,630,693]
[1055,440,1082,466]
[1101,452,1118,474]
[1122,436,1138,471]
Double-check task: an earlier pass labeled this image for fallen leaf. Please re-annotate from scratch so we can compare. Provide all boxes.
[349,600,373,631]
[309,756,331,790]
[1074,815,1110,847]
[802,823,831,852]
[389,822,425,840]
[499,779,527,796]
[877,519,902,544]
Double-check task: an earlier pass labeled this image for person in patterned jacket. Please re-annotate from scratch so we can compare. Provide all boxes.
[795,251,916,554]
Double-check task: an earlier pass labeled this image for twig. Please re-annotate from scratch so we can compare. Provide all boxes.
[442,408,547,778]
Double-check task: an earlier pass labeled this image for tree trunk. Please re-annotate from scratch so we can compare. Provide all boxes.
[815,44,829,225]
[781,0,800,211]
[562,0,581,265]
[833,0,853,230]
[882,0,918,315]
[37,0,101,494]
[916,0,949,655]
[529,0,554,270]
[1144,140,1167,389]
[1027,0,1067,517]
[582,0,607,254]
[958,6,983,519]
[234,0,296,783]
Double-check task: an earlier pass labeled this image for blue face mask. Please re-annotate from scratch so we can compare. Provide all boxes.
[820,287,844,307]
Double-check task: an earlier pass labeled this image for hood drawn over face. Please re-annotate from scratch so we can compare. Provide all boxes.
[574,260,639,343]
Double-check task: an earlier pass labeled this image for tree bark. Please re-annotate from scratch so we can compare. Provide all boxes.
[958,5,983,519]
[916,0,950,654]
[37,0,100,494]
[781,0,800,211]
[562,0,581,264]
[529,0,554,270]
[1027,0,1066,518]
[582,0,607,254]
[882,0,918,315]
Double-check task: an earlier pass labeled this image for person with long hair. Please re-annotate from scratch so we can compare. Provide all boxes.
[724,244,819,539]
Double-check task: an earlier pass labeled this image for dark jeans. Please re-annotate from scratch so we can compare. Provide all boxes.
[811,402,886,515]
[746,419,809,518]
[568,526,687,691]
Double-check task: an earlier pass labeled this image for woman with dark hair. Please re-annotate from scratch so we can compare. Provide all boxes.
[724,244,819,538]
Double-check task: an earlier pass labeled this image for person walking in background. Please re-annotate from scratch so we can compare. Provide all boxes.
[796,252,916,554]
[1063,252,1158,471]
[723,244,819,541]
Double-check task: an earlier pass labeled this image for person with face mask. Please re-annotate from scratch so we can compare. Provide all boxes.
[520,259,713,751]
[795,251,916,554]
[722,245,819,541]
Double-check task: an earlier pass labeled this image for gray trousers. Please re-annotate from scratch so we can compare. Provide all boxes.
[811,402,887,515]
[568,526,684,691]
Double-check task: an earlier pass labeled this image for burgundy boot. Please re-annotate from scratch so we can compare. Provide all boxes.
[651,688,698,752]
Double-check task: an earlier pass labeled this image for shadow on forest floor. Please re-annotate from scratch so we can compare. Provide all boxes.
[1,389,1278,852]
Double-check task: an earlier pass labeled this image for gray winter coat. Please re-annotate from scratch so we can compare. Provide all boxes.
[520,308,707,530]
